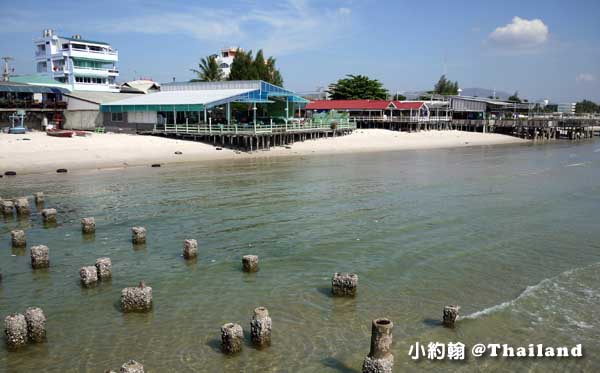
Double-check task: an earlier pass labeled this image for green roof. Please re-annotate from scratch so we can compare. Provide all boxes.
[9,75,72,91]
[0,81,69,94]
[60,36,110,46]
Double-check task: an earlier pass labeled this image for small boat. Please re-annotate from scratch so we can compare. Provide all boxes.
[46,129,74,138]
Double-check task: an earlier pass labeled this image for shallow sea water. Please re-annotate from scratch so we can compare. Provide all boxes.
[1,139,599,372]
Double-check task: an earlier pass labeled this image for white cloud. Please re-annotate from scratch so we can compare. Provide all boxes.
[102,1,352,56]
[488,16,549,48]
[576,73,596,83]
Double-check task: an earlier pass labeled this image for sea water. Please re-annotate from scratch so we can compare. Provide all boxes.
[1,139,599,372]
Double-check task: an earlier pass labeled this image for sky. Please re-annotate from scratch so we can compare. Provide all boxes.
[1,0,599,102]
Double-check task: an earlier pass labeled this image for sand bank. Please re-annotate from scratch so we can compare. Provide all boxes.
[0,130,527,175]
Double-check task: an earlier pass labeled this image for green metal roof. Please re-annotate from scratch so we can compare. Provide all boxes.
[60,36,110,46]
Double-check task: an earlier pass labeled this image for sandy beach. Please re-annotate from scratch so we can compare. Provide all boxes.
[0,130,527,175]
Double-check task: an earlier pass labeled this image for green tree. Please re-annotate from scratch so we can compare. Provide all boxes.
[508,91,522,103]
[433,75,459,95]
[190,55,223,82]
[327,74,388,100]
[575,99,599,113]
[392,93,406,101]
[228,49,284,86]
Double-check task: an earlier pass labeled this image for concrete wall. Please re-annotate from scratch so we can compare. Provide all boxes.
[63,110,102,130]
[102,112,155,133]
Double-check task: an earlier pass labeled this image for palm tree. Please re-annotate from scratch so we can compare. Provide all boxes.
[190,55,223,82]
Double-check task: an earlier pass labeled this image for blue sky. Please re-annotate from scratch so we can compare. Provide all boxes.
[1,0,599,102]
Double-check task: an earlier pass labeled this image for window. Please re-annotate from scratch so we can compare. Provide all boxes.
[219,63,229,69]
[111,112,124,122]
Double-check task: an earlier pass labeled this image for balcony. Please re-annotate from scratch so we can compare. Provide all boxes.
[72,66,119,77]
[59,47,118,62]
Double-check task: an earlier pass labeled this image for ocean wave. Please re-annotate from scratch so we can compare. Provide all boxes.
[463,262,600,320]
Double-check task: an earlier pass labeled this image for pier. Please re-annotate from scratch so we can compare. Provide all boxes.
[146,119,356,151]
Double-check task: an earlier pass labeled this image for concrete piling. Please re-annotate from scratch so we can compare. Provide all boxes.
[15,198,31,216]
[95,257,112,280]
[183,239,198,259]
[331,273,358,296]
[30,245,50,269]
[79,266,98,287]
[120,360,145,373]
[4,313,28,349]
[442,305,460,327]
[131,227,146,245]
[242,255,259,272]
[250,306,272,347]
[362,318,394,373]
[120,283,153,312]
[41,208,57,223]
[221,323,244,354]
[24,307,46,343]
[34,192,45,206]
[11,230,26,248]
[1,200,14,216]
[81,217,96,234]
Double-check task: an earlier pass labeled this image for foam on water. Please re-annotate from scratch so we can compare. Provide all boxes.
[464,262,600,320]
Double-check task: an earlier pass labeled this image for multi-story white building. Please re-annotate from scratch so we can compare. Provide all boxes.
[556,102,576,115]
[34,29,119,92]
[215,47,242,78]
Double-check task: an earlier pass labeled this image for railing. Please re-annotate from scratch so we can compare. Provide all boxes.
[62,48,118,56]
[352,116,452,123]
[152,118,356,135]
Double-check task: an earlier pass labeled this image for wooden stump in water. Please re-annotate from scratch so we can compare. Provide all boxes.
[95,257,112,280]
[183,239,198,259]
[34,192,45,206]
[15,198,31,216]
[11,230,26,248]
[120,360,145,373]
[1,200,14,216]
[120,283,153,312]
[79,266,98,287]
[4,313,28,350]
[81,217,96,234]
[250,306,272,347]
[443,305,460,327]
[41,208,57,223]
[362,318,394,373]
[221,323,244,354]
[131,227,146,245]
[30,245,50,269]
[331,272,358,296]
[24,307,47,343]
[242,255,259,272]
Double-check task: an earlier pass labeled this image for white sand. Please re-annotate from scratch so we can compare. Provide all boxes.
[0,130,527,175]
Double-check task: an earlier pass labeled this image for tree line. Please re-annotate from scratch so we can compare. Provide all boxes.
[191,49,283,86]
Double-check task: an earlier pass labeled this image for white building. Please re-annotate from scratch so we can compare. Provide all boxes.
[34,29,119,92]
[215,47,242,78]
[556,102,576,115]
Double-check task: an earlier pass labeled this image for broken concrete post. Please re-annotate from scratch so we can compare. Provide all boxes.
[120,360,145,373]
[30,245,50,269]
[34,192,45,206]
[250,306,272,347]
[131,227,146,245]
[442,305,460,327]
[15,197,31,216]
[1,200,14,216]
[4,313,28,350]
[242,255,259,272]
[95,257,112,280]
[362,318,394,373]
[24,307,46,343]
[183,239,198,259]
[221,323,243,354]
[331,272,358,296]
[79,266,98,287]
[81,217,96,234]
[120,283,153,312]
[41,208,57,223]
[11,230,26,248]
